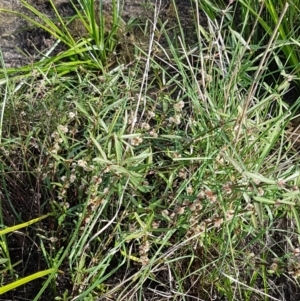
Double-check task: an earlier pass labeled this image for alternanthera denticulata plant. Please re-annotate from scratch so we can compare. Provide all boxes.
[1,0,300,299]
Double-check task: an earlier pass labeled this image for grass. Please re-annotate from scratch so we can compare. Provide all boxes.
[230,0,300,92]
[1,0,300,300]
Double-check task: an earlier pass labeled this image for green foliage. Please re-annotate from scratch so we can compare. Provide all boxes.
[1,0,300,300]
[230,0,300,91]
[0,269,54,295]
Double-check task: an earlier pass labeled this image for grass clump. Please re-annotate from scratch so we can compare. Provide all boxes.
[0,0,130,81]
[1,0,300,300]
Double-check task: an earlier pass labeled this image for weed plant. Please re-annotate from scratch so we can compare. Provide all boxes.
[0,0,300,300]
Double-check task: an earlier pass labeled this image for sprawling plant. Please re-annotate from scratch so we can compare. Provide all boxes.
[1,0,300,300]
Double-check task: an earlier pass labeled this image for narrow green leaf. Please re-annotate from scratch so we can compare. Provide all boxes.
[114,133,122,164]
[244,172,277,184]
[0,258,9,264]
[90,134,108,161]
[253,196,275,205]
[0,269,54,295]
[173,157,211,161]
[282,171,300,182]
[291,207,300,235]
[0,214,51,236]
[229,27,251,50]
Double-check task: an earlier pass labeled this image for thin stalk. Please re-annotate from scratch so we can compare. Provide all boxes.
[234,2,289,144]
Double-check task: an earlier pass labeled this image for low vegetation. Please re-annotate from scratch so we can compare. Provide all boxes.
[0,0,300,300]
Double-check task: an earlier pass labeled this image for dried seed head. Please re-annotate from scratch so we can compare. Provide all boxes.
[225,210,235,220]
[189,203,196,211]
[205,190,217,203]
[186,186,193,195]
[223,182,232,194]
[174,207,185,215]
[214,217,223,227]
[174,101,184,111]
